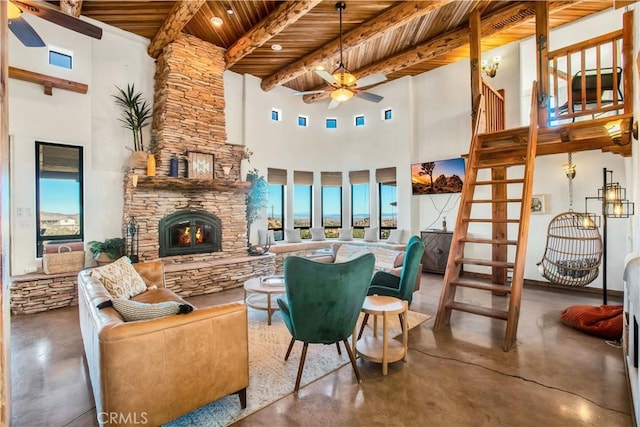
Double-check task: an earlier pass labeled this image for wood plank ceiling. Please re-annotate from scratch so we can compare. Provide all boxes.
[74,1,614,101]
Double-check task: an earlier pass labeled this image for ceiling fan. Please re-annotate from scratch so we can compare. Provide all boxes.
[294,2,387,110]
[7,0,102,48]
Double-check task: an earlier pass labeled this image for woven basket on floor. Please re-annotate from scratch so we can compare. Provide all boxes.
[43,246,85,274]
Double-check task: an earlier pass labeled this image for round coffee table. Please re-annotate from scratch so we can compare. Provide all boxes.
[244,275,286,325]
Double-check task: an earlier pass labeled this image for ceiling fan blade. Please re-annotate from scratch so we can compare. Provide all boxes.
[355,91,384,103]
[328,99,341,110]
[13,0,103,40]
[315,69,337,85]
[293,90,326,96]
[8,16,46,47]
[355,73,387,88]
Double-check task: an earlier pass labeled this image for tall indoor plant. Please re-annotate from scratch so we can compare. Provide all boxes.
[113,83,152,168]
[245,169,268,251]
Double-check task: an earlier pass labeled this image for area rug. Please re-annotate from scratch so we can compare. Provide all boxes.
[164,308,430,426]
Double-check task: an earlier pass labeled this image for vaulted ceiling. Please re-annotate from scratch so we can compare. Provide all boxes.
[67,1,615,101]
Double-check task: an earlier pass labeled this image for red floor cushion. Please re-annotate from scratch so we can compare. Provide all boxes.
[560,304,623,340]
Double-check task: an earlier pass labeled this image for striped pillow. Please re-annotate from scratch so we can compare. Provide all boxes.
[107,298,193,322]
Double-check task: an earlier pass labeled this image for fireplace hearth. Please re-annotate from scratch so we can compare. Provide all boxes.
[159,210,222,257]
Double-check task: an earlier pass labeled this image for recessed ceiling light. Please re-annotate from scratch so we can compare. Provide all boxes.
[210,16,223,26]
[271,44,282,51]
[226,9,234,15]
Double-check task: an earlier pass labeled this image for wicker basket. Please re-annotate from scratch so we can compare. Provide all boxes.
[43,245,85,274]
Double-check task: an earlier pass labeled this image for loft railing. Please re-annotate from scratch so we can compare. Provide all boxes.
[548,29,624,123]
[482,81,505,133]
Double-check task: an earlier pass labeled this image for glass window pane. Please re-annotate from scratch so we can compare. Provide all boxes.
[294,185,312,228]
[322,186,342,236]
[268,184,284,236]
[352,183,370,229]
[49,50,72,69]
[379,183,397,239]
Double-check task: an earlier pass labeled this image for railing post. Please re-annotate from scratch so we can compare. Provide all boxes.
[623,9,633,115]
[535,1,549,128]
[469,9,483,133]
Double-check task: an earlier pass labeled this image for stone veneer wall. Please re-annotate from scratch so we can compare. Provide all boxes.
[123,33,249,263]
[10,272,78,315]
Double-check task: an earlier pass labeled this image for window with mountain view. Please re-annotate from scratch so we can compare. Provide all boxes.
[294,184,312,239]
[351,183,369,238]
[379,183,397,239]
[36,142,84,257]
[267,184,284,241]
[322,186,342,238]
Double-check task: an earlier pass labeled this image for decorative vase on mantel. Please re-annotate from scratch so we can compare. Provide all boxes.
[129,151,147,169]
[240,158,250,181]
[146,154,156,176]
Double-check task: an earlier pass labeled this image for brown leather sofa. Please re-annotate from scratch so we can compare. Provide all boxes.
[78,261,249,426]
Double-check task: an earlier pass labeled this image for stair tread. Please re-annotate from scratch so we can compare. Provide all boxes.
[464,218,521,223]
[451,279,513,293]
[459,238,517,245]
[446,301,509,320]
[455,258,515,268]
[468,198,523,203]
[474,159,526,168]
[476,144,526,153]
[475,179,525,185]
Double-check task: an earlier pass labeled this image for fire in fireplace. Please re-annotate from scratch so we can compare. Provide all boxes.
[159,210,222,257]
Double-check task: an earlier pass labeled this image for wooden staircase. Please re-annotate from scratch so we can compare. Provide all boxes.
[433,84,540,351]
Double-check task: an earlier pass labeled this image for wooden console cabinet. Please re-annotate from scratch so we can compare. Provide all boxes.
[420,230,453,274]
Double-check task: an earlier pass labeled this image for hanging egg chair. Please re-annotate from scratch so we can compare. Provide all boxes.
[536,211,602,287]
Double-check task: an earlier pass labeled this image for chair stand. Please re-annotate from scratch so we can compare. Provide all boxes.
[237,388,247,409]
[285,337,295,361]
[336,342,342,355]
[294,343,309,393]
[343,339,362,384]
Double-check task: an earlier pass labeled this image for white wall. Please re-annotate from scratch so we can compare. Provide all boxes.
[8,14,155,275]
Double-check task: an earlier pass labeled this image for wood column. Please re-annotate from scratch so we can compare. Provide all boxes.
[491,168,508,286]
[469,8,482,132]
[622,10,633,115]
[0,0,8,421]
[535,0,549,128]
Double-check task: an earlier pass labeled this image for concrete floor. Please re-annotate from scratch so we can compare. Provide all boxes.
[11,273,632,426]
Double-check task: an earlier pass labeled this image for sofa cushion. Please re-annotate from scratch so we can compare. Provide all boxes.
[386,229,404,244]
[258,229,276,245]
[99,298,194,322]
[310,228,326,241]
[91,256,147,299]
[285,228,302,243]
[334,244,403,271]
[338,228,353,241]
[364,227,378,242]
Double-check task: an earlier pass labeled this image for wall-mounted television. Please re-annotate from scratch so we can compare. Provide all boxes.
[411,158,465,195]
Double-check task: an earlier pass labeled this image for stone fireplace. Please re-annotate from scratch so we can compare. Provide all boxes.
[158,210,222,257]
[121,33,274,297]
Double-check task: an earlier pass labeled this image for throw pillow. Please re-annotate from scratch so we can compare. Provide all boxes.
[258,229,276,245]
[364,227,379,242]
[91,256,147,299]
[310,228,326,241]
[97,298,194,322]
[386,229,404,244]
[285,228,302,243]
[338,228,353,241]
[560,304,623,340]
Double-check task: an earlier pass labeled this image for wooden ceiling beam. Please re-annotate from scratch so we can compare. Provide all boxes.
[147,0,206,59]
[260,0,454,92]
[60,0,82,18]
[225,0,322,68]
[303,1,575,104]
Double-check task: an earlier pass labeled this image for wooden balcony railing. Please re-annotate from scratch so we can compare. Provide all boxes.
[548,29,625,123]
[482,81,505,133]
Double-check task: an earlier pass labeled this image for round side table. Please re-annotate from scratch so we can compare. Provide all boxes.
[243,275,286,325]
[354,295,408,375]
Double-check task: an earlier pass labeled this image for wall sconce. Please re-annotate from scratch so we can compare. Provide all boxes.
[604,118,638,145]
[481,56,501,78]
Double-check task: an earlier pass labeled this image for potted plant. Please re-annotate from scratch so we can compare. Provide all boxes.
[88,238,125,266]
[245,169,268,254]
[113,83,152,168]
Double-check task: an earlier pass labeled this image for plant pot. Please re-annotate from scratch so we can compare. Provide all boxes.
[129,151,148,169]
[95,252,115,266]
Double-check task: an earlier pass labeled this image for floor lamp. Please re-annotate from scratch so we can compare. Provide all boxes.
[583,168,635,305]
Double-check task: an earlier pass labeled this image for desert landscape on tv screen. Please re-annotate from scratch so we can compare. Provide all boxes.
[411,158,465,195]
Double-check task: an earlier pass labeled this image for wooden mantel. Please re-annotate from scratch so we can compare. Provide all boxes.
[8,66,88,96]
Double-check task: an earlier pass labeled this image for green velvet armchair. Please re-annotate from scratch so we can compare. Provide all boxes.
[277,253,375,393]
[358,236,425,338]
